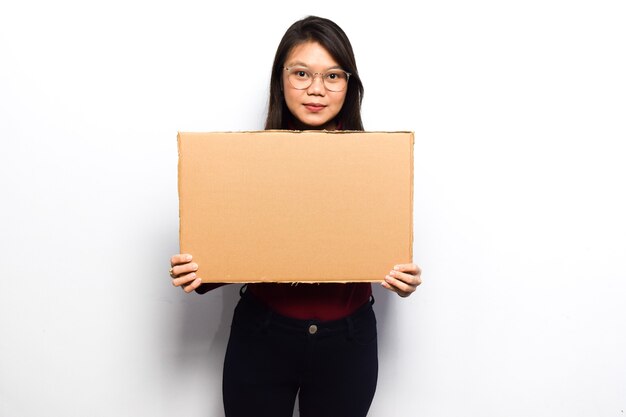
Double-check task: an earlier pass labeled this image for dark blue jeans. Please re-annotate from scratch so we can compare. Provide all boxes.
[223,287,378,417]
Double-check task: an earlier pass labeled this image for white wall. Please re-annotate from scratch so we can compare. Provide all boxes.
[1,1,625,416]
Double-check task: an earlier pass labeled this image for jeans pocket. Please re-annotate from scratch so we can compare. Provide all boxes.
[230,298,271,340]
[349,308,378,346]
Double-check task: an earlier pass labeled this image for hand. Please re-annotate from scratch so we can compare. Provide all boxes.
[169,254,203,293]
[381,263,422,297]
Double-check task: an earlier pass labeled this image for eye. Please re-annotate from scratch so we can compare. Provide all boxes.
[325,71,346,81]
[292,69,310,79]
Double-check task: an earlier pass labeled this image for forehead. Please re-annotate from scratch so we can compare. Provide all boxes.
[284,41,339,69]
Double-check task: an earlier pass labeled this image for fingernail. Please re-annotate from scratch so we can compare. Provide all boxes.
[191,263,198,270]
[394,265,400,270]
[185,255,192,261]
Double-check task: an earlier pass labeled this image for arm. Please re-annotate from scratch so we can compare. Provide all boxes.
[194,282,226,294]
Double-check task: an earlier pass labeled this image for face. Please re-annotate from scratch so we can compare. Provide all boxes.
[282,41,347,130]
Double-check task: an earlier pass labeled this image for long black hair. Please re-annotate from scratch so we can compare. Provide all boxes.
[264,16,365,131]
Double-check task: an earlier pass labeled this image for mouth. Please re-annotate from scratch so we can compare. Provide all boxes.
[303,103,326,113]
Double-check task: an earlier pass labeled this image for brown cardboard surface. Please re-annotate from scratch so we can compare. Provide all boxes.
[177,130,414,283]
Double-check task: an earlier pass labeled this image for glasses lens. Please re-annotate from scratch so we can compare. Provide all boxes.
[286,68,349,92]
[287,68,311,90]
[323,70,349,92]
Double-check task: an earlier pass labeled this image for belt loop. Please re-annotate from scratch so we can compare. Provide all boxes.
[370,294,375,306]
[239,284,248,297]
[346,316,355,341]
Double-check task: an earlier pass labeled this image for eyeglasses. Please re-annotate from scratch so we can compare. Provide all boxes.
[284,66,351,92]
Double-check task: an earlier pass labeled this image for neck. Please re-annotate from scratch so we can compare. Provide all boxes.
[289,117,338,131]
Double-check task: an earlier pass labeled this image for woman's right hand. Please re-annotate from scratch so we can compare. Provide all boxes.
[169,254,203,293]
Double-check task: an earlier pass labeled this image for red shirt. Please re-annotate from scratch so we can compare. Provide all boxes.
[196,282,372,321]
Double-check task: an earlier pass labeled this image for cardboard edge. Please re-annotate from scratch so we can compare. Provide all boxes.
[202,279,385,284]
[176,130,415,135]
[177,132,183,255]
[409,131,415,263]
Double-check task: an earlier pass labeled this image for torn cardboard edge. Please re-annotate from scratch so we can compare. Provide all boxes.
[178,130,414,284]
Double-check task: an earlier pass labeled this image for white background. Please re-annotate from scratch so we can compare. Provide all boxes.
[1,1,625,416]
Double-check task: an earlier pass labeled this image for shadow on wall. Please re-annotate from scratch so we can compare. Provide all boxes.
[371,282,395,364]
[166,283,241,416]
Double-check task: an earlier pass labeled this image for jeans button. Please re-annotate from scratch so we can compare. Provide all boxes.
[308,324,318,335]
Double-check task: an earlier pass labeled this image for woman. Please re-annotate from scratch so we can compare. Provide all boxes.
[169,15,422,417]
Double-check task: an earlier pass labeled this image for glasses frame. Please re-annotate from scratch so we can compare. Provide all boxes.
[283,66,351,92]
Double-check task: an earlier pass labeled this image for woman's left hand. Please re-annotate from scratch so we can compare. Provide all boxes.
[381,263,422,297]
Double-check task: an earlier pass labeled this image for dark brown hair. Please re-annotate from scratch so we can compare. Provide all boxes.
[264,16,365,131]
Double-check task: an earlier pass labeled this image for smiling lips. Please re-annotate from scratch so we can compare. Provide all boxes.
[303,103,326,112]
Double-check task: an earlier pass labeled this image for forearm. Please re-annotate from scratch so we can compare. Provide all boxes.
[194,282,227,294]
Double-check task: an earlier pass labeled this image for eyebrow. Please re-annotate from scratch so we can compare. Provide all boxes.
[285,61,343,71]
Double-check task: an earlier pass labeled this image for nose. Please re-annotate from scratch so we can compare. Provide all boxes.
[306,73,326,95]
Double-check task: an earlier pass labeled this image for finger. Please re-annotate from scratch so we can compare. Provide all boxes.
[170,262,198,278]
[393,263,421,275]
[183,277,203,293]
[170,254,193,267]
[381,279,410,297]
[389,269,422,287]
[384,274,415,297]
[172,272,198,287]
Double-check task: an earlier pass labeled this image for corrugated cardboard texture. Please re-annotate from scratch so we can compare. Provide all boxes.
[178,130,414,283]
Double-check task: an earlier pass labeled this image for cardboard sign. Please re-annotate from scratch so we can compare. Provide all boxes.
[178,130,414,283]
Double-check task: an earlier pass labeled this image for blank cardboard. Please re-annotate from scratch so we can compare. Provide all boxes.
[177,130,414,283]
